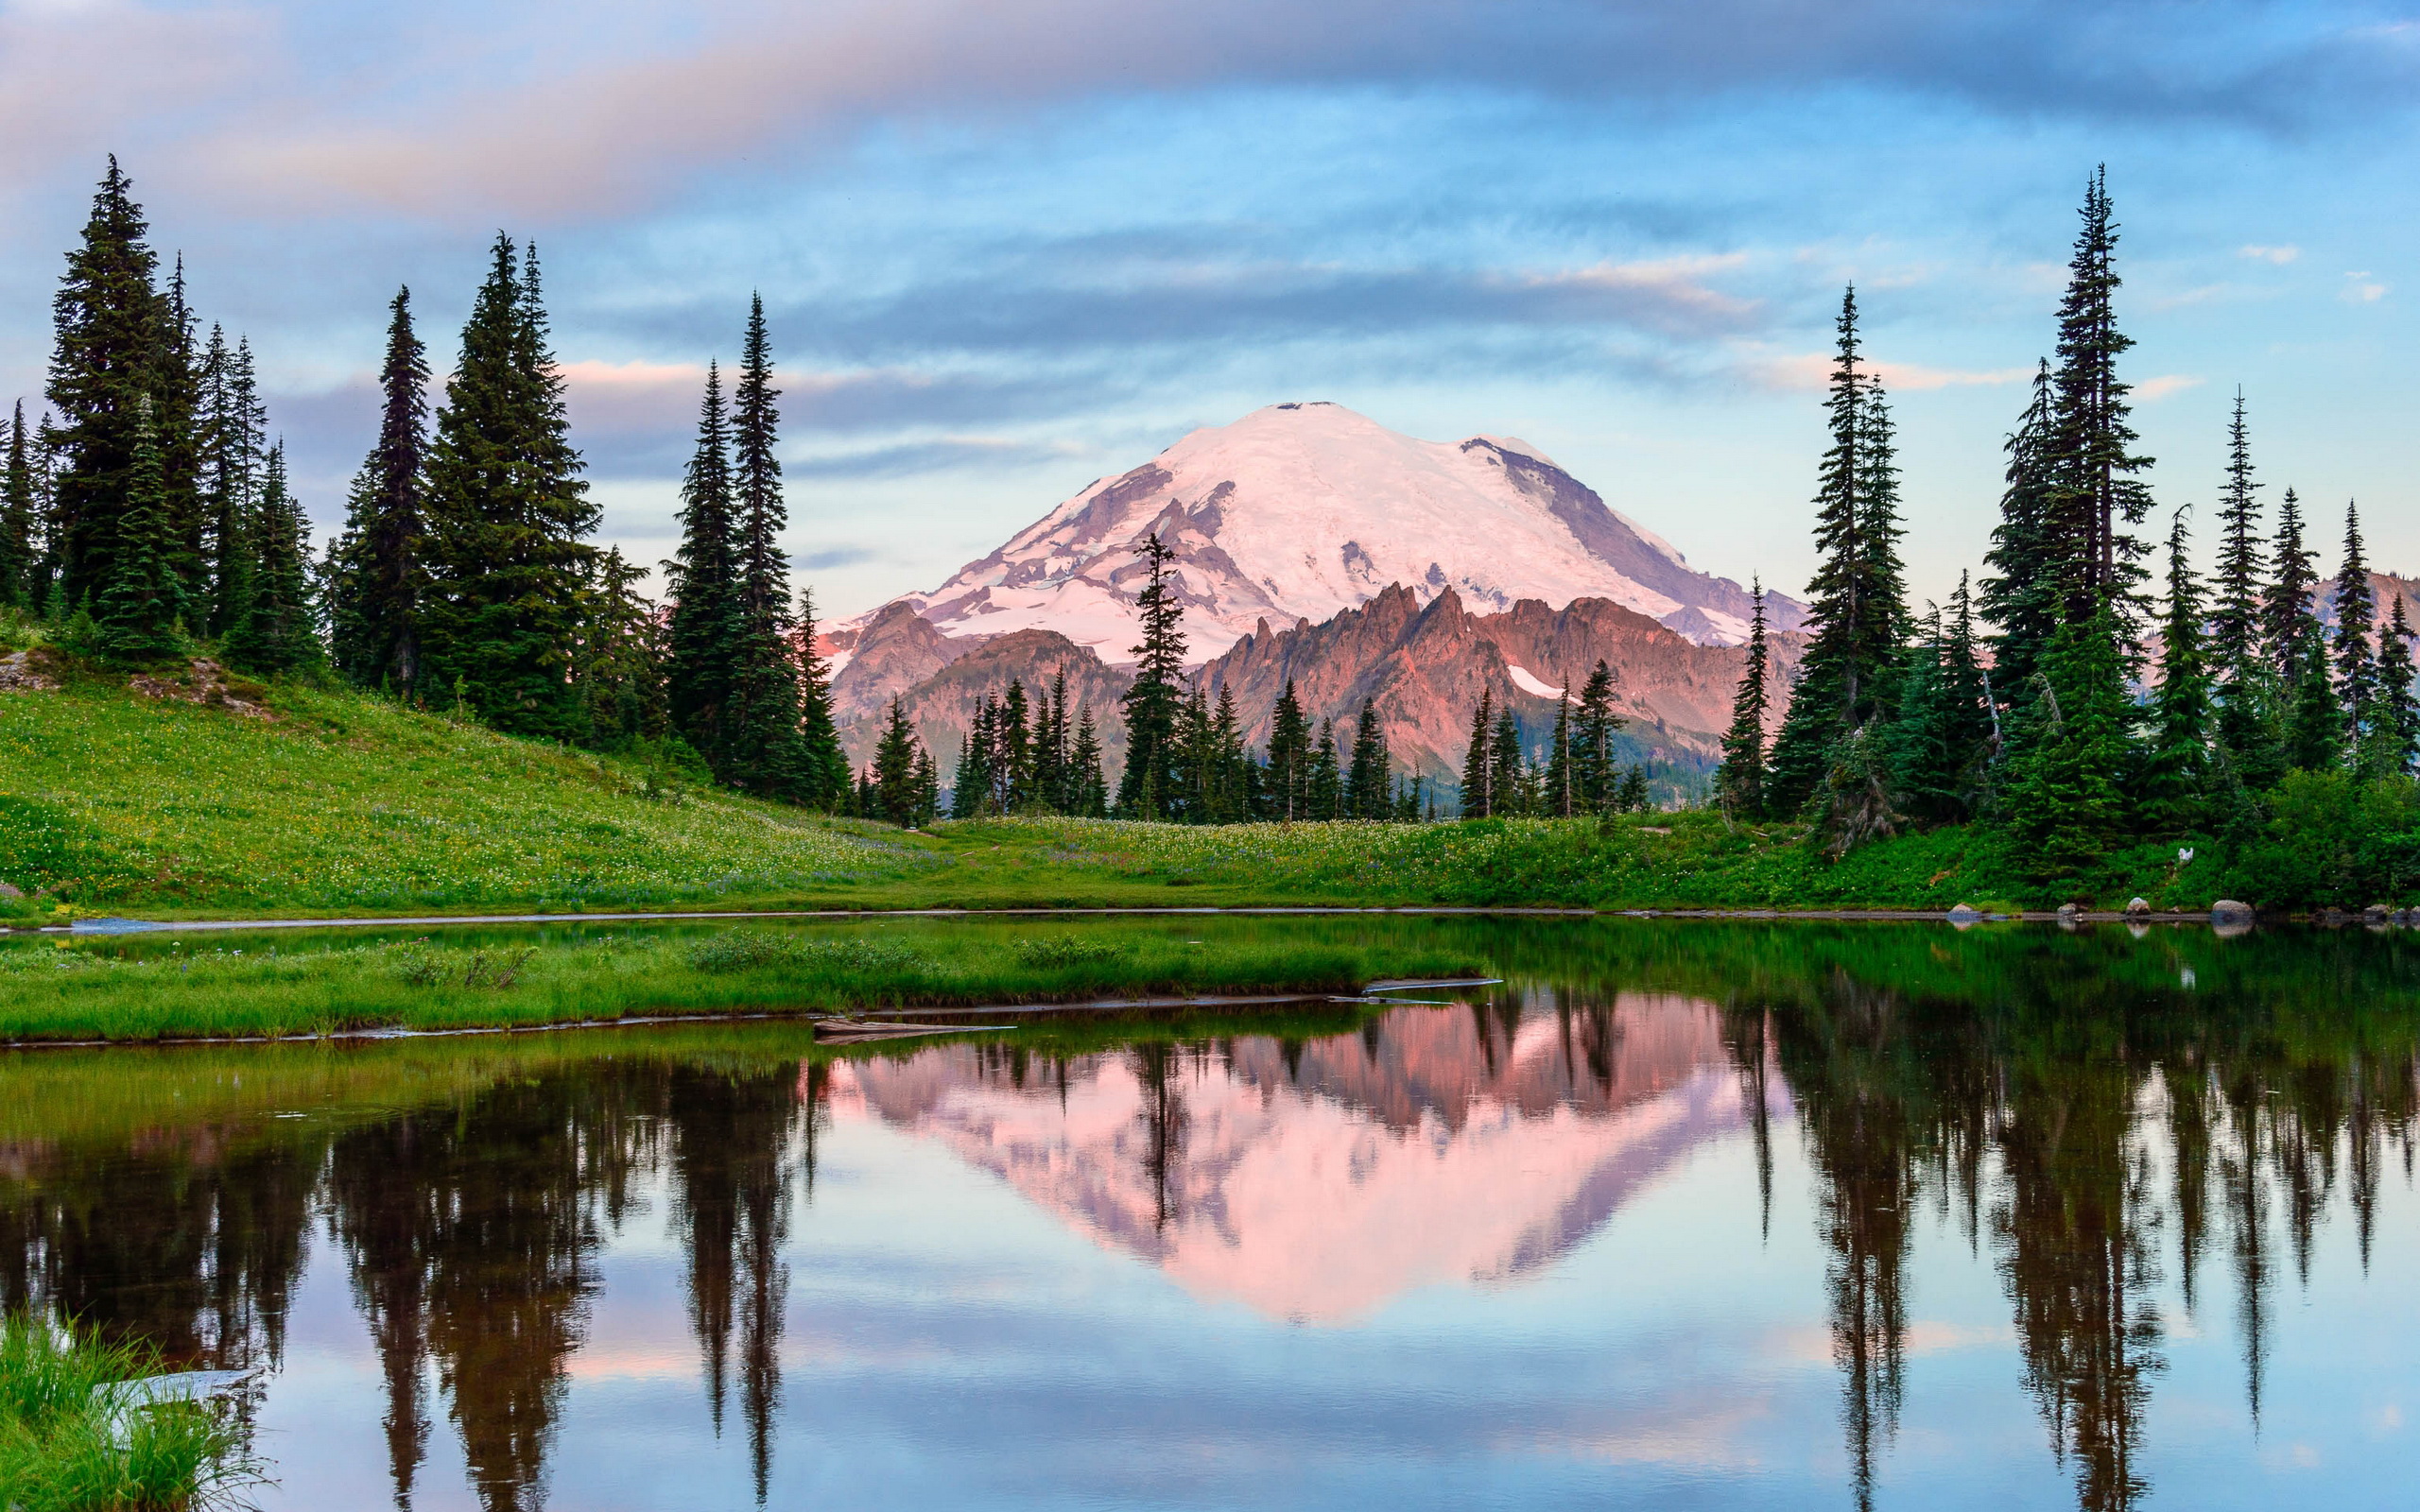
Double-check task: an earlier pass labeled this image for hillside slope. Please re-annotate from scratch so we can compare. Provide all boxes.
[0,655,937,916]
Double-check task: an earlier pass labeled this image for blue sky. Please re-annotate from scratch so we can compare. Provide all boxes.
[1,0,2415,620]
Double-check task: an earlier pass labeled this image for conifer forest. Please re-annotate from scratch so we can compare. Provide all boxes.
[6,160,2419,907]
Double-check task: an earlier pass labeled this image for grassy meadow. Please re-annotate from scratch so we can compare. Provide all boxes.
[0,1316,256,1512]
[0,917,1479,1040]
[0,631,2361,923]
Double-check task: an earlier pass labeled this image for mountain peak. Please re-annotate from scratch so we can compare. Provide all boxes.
[840,404,1802,664]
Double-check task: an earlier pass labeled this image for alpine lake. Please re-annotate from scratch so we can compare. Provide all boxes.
[1,912,2412,1511]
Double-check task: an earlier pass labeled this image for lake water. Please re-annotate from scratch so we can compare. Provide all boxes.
[1,916,2413,1511]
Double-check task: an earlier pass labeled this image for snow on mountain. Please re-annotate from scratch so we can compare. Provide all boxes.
[835,402,1801,664]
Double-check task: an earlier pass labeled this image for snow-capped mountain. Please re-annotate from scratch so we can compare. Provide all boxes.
[833,403,1802,666]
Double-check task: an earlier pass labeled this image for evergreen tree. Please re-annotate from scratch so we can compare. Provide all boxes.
[1460,689,1495,818]
[418,236,596,740]
[2332,500,2377,751]
[2139,507,2213,833]
[1345,701,1392,819]
[952,696,997,818]
[1266,679,1311,820]
[1616,765,1650,814]
[1067,706,1108,817]
[1884,610,1954,823]
[1541,680,1576,818]
[0,404,33,610]
[224,443,320,676]
[1307,718,1342,818]
[1573,660,1620,814]
[1715,582,1772,818]
[202,334,267,638]
[1031,673,1068,813]
[2366,596,2419,779]
[870,697,930,826]
[1115,533,1186,818]
[1766,286,1909,814]
[328,288,429,693]
[2263,487,2318,686]
[2286,634,2341,773]
[664,362,743,771]
[1980,360,2061,696]
[2208,390,2276,789]
[1490,708,1528,817]
[153,254,204,620]
[47,158,168,610]
[574,545,665,747]
[795,587,850,808]
[92,397,182,664]
[1999,605,2134,887]
[997,680,1034,813]
[2045,166,2154,627]
[725,295,809,799]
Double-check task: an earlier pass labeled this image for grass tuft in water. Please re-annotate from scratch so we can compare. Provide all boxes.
[0,1314,261,1511]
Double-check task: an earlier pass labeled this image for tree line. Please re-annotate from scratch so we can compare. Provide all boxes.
[1715,166,2420,888]
[2,160,862,806]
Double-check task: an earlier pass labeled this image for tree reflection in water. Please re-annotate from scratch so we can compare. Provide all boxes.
[0,921,2410,1512]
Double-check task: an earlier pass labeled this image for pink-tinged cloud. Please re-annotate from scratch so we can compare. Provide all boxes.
[828,995,1781,1324]
[1745,351,2029,393]
[2135,373,2204,401]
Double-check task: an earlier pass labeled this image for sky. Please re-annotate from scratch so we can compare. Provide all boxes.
[2,0,2416,623]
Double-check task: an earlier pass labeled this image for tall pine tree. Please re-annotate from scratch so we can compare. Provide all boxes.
[2139,507,2213,833]
[2263,487,2318,686]
[1266,679,1311,820]
[0,404,33,610]
[2045,166,2154,627]
[419,236,596,740]
[48,158,168,610]
[2366,596,2420,779]
[1981,360,2060,696]
[1460,689,1495,818]
[724,295,810,799]
[92,397,182,663]
[1115,533,1186,818]
[1573,660,1620,814]
[328,288,429,693]
[794,587,851,808]
[2208,390,2276,789]
[1715,581,1772,818]
[1345,701,1392,819]
[202,334,267,637]
[225,443,320,676]
[664,362,743,770]
[2332,500,2377,752]
[1766,286,1908,814]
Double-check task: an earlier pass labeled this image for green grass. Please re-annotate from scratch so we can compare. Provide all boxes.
[0,1315,258,1511]
[0,632,2360,919]
[0,919,1478,1040]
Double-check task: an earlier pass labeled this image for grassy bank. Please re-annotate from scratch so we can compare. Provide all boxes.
[5,645,2400,919]
[0,1316,254,1511]
[0,919,1478,1041]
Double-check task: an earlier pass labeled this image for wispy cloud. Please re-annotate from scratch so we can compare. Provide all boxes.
[2342,270,2389,302]
[2239,243,2301,264]
[1740,351,2029,393]
[2136,374,2204,402]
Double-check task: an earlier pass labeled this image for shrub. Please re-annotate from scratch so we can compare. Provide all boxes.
[1011,935,1129,968]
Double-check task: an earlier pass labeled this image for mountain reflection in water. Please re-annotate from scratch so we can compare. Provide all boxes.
[0,919,2411,1512]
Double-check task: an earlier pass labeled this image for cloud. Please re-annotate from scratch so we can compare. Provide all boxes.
[1741,351,2029,393]
[13,0,2413,225]
[2239,244,2301,264]
[2135,373,2204,401]
[2342,270,2389,302]
[795,544,888,570]
[789,435,1084,480]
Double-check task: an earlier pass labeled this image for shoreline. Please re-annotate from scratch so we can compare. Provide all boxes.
[9,902,2357,935]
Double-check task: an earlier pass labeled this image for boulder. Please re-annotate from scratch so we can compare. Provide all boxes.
[2365,903,2393,925]
[1946,902,1982,923]
[2124,897,2152,917]
[0,880,21,900]
[2210,900,2254,923]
